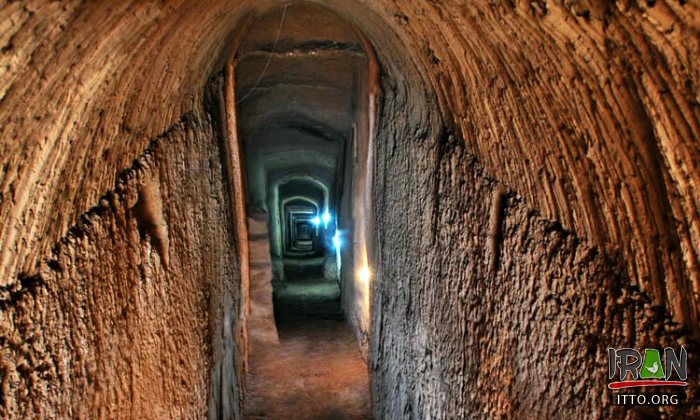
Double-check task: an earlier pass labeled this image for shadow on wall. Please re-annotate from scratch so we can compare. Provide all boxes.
[0,111,244,418]
[369,124,700,418]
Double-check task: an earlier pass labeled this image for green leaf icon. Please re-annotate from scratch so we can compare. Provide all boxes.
[640,349,665,379]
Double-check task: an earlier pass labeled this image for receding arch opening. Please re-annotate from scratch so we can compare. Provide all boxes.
[218,2,442,416]
[228,3,381,418]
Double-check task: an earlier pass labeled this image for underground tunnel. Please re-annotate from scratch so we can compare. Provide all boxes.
[1,0,700,419]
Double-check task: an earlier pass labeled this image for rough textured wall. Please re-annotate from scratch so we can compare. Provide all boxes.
[2,0,698,331]
[1,0,699,418]
[370,124,698,418]
[402,0,700,333]
[0,113,244,419]
[340,36,378,359]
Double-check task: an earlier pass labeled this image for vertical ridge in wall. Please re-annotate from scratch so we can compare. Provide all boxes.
[246,209,280,352]
[370,125,699,418]
[0,112,246,419]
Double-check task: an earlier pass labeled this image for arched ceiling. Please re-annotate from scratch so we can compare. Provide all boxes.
[1,0,699,330]
[236,3,366,212]
[279,180,325,210]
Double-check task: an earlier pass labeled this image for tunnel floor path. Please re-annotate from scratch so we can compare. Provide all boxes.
[243,276,371,419]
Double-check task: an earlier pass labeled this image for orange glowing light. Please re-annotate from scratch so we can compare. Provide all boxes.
[357,265,371,283]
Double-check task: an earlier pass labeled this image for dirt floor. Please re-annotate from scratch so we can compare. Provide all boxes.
[243,276,371,419]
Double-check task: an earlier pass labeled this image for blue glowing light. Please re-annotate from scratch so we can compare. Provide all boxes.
[332,231,341,250]
[322,210,331,225]
[310,216,321,226]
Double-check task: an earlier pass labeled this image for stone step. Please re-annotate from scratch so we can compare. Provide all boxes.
[247,216,269,237]
[250,268,272,291]
[246,214,279,347]
[249,239,272,264]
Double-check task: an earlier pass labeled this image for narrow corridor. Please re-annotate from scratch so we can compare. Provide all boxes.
[3,1,700,419]
[238,6,373,418]
[244,275,370,419]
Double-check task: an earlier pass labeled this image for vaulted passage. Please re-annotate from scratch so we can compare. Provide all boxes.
[236,7,372,417]
[1,1,700,419]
